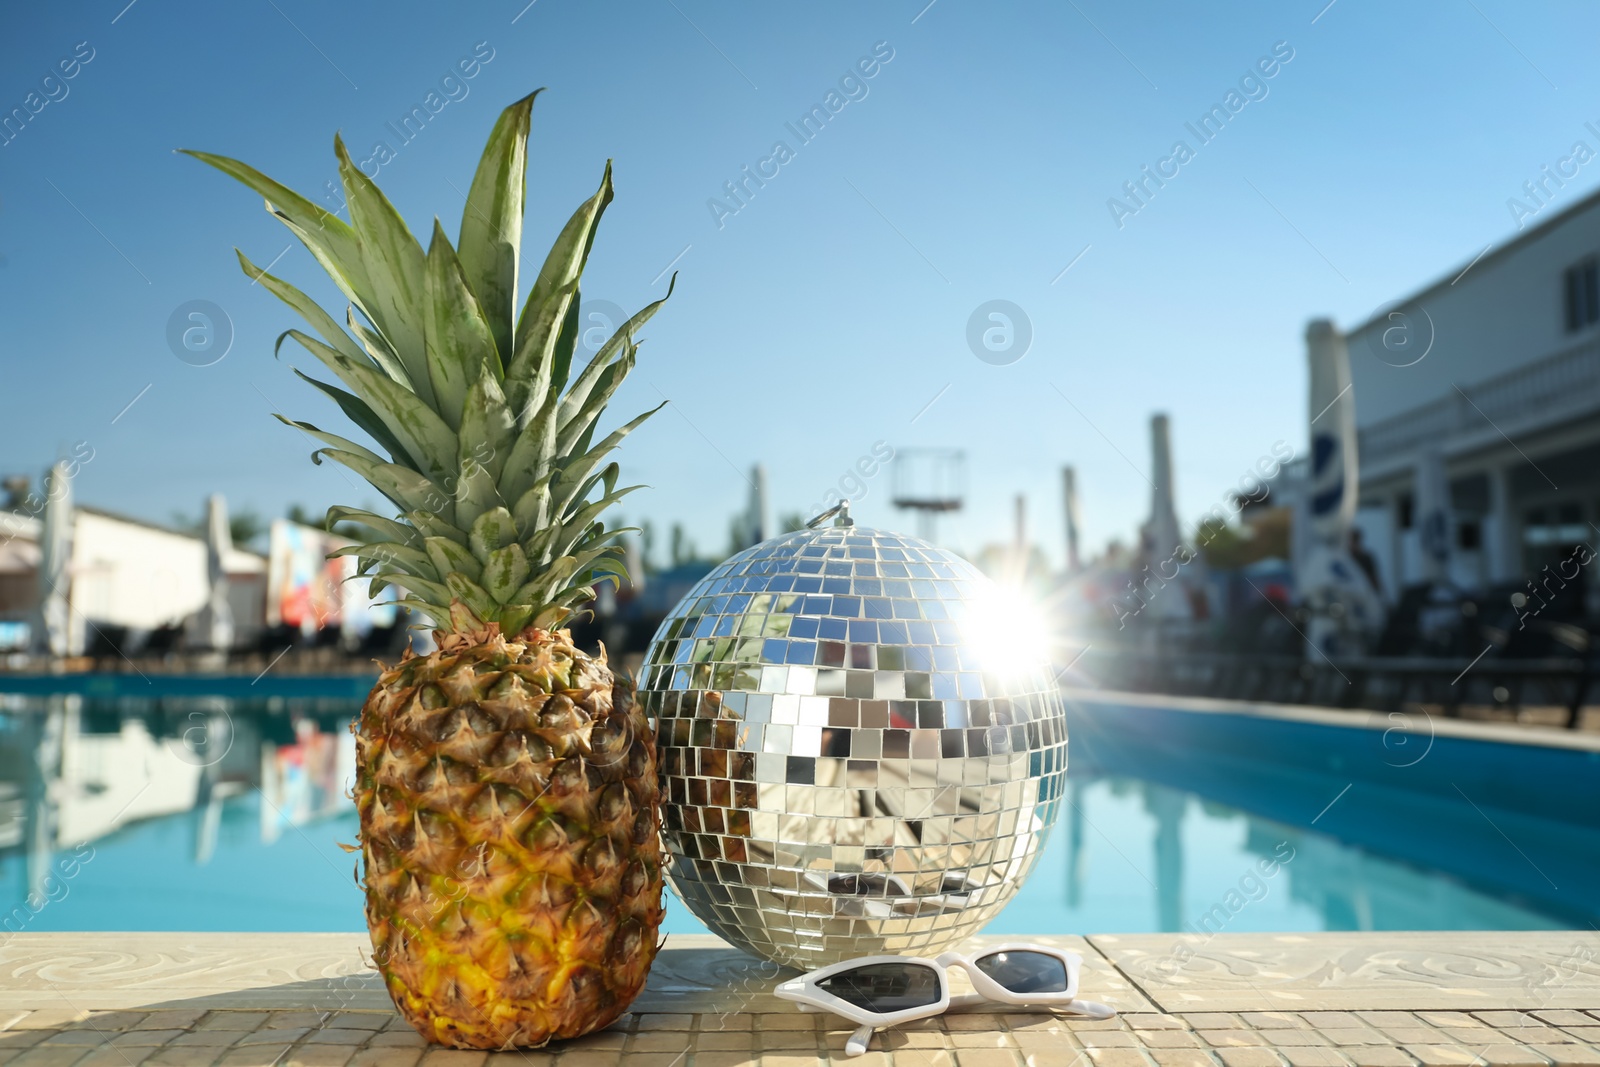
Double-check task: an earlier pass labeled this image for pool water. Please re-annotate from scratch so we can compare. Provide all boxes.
[0,691,1588,935]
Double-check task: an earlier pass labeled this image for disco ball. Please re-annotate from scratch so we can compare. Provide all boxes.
[635,520,1069,969]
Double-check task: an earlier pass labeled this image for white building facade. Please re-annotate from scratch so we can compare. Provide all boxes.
[1342,189,1600,601]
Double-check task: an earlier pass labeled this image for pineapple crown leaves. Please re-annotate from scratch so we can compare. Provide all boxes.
[182,91,672,636]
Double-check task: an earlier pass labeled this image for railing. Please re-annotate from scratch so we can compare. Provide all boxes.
[1359,334,1600,463]
[1080,648,1598,729]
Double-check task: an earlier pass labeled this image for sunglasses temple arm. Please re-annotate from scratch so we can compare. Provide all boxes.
[845,1023,877,1058]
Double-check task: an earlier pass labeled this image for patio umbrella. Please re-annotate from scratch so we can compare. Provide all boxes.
[203,494,234,651]
[1414,447,1453,584]
[33,461,72,657]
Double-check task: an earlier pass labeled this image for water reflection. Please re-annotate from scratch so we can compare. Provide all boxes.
[0,694,1584,934]
[0,693,355,931]
[1028,777,1571,936]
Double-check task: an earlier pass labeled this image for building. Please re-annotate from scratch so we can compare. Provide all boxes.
[1340,188,1600,601]
[0,499,266,656]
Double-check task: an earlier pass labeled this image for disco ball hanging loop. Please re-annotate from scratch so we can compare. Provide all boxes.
[636,523,1069,970]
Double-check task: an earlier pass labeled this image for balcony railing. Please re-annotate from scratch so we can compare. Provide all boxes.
[1359,334,1600,464]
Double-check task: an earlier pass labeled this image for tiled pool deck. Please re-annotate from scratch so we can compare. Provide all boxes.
[3,933,1598,1066]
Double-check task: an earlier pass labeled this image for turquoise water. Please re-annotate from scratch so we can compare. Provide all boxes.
[0,691,1586,935]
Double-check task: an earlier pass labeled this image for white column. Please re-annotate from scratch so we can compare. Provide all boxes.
[1484,465,1517,583]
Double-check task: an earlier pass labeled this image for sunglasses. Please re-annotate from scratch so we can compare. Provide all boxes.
[775,943,1116,1057]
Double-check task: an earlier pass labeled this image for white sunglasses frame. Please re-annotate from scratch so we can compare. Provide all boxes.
[775,943,1115,1056]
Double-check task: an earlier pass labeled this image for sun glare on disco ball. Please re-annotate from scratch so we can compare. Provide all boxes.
[635,506,1068,969]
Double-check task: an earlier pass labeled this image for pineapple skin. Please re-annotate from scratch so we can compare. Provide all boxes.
[354,627,664,1049]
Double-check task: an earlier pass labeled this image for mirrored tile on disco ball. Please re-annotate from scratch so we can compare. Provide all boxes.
[638,526,1068,969]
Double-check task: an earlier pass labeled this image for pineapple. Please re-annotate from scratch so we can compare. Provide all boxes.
[184,92,669,1048]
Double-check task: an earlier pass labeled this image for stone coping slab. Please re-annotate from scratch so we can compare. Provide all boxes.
[0,932,1597,1065]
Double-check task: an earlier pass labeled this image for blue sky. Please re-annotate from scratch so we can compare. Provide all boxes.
[2,0,1596,564]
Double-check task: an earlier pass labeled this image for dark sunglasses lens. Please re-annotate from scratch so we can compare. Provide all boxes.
[817,963,941,1013]
[975,951,1069,994]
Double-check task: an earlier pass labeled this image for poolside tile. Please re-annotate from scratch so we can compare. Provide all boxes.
[1085,1049,1153,1067]
[137,1015,208,1033]
[1535,1016,1599,1028]
[215,1050,296,1067]
[1260,1032,1331,1048]
[950,1033,1018,1049]
[1413,1016,1485,1030]
[944,1015,1014,1033]
[361,1032,427,1048]
[164,1032,239,1048]
[1214,1049,1286,1067]
[301,1030,372,1046]
[694,1031,753,1051]
[282,1049,355,1067]
[145,1048,235,1067]
[1565,1031,1600,1045]
[1201,1031,1271,1048]
[1300,1017,1364,1031]
[12,1016,85,1032]
[1373,1031,1441,1046]
[616,1056,700,1067]
[110,1031,188,1048]
[192,1016,265,1033]
[345,1051,424,1067]
[1273,1048,1351,1067]
[1079,1033,1141,1049]
[0,1036,52,1050]
[1339,1049,1418,1067]
[634,1015,695,1031]
[1182,1017,1246,1031]
[325,1016,390,1032]
[1129,1018,1189,1031]
[37,1034,105,1048]
[892,1053,956,1067]
[1529,1048,1600,1067]
[1243,1017,1312,1032]
[1146,1051,1217,1067]
[9,1049,96,1067]
[1317,1031,1390,1047]
[80,1014,147,1032]
[234,1030,307,1047]
[1024,1051,1096,1067]
[75,1049,155,1067]
[1138,1032,1202,1049]
[951,1051,1024,1067]
[414,1053,484,1067]
[1401,1046,1483,1066]
[1474,1047,1553,1066]
[626,1031,690,1053]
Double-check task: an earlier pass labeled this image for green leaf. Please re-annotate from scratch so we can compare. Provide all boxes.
[404,507,467,546]
[317,449,448,518]
[328,541,438,581]
[424,218,498,430]
[325,506,422,549]
[549,402,665,519]
[557,338,635,457]
[469,506,518,562]
[345,307,411,387]
[282,330,458,486]
[236,248,372,371]
[425,535,482,583]
[557,276,674,435]
[482,543,531,603]
[445,572,498,620]
[272,414,388,470]
[505,161,613,415]
[458,91,538,369]
[180,149,368,298]
[335,134,432,408]
[290,370,419,470]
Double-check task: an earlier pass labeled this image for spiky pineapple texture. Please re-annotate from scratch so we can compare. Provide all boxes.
[183,90,671,636]
[358,626,663,1048]
[187,93,670,1048]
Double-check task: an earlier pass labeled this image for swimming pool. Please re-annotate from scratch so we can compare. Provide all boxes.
[0,684,1591,935]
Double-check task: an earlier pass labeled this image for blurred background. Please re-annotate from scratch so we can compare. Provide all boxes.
[3,1,1599,938]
